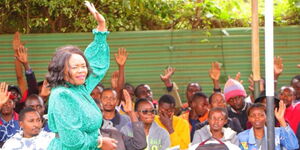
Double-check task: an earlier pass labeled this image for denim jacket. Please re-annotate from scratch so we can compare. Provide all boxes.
[238,126,299,150]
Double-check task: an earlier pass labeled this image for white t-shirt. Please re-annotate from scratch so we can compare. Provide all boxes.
[2,130,54,150]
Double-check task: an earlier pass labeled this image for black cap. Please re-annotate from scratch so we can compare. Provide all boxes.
[255,91,280,108]
[8,85,21,95]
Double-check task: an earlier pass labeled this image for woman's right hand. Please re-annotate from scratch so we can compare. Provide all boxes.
[84,1,106,31]
[100,137,118,150]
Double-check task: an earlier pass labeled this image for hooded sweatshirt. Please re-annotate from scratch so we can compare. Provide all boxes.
[121,121,170,150]
[192,125,239,146]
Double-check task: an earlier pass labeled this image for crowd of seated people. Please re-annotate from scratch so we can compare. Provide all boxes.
[1,43,299,150]
[0,2,300,149]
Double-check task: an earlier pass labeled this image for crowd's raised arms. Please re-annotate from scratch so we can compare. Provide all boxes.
[0,1,300,150]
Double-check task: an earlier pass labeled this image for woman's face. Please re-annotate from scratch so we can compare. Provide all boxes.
[64,54,88,85]
[137,101,155,124]
[248,108,266,129]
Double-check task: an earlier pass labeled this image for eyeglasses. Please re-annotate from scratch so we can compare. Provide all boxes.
[138,109,155,115]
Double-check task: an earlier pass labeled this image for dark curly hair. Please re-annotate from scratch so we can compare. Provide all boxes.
[46,45,92,88]
[247,103,266,117]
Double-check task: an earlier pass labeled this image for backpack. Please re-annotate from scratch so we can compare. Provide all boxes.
[195,137,229,150]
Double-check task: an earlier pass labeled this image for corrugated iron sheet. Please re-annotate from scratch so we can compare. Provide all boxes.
[0,26,299,102]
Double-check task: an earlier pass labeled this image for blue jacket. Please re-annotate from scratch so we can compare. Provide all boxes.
[238,126,299,150]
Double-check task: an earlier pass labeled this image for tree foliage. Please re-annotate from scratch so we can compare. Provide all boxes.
[0,0,299,33]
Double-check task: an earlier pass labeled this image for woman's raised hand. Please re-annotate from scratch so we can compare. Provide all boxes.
[84,1,106,31]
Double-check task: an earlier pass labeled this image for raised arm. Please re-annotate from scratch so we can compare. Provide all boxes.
[84,1,110,93]
[160,66,176,88]
[85,1,106,32]
[15,45,39,95]
[209,62,221,92]
[114,48,128,93]
[160,66,182,110]
[110,71,119,90]
[274,56,283,89]
[122,89,147,150]
[39,80,51,101]
[122,89,138,122]
[12,32,26,95]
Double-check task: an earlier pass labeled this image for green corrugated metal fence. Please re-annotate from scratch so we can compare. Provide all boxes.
[0,26,299,102]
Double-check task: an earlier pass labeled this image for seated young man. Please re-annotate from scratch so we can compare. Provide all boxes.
[191,107,240,150]
[2,107,54,149]
[25,94,51,132]
[238,103,299,150]
[121,98,170,150]
[180,92,209,141]
[102,90,147,150]
[154,94,190,149]
[100,88,130,131]
[195,92,243,134]
[225,79,252,130]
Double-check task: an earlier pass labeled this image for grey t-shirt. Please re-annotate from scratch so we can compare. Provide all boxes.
[255,138,267,150]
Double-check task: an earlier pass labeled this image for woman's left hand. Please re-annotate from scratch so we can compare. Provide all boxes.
[84,1,106,31]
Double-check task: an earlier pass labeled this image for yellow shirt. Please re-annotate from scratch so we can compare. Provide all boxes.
[154,115,190,149]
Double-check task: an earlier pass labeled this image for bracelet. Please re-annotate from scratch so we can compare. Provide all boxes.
[97,136,103,148]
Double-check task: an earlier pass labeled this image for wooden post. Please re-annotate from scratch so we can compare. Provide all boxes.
[252,0,261,99]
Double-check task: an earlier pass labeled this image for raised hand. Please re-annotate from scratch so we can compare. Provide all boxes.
[209,62,221,81]
[160,66,176,82]
[275,100,287,127]
[114,48,128,67]
[110,71,119,89]
[84,1,106,31]
[12,32,21,51]
[121,89,133,113]
[228,72,243,84]
[274,56,283,79]
[15,45,28,65]
[39,80,50,98]
[248,74,254,93]
[0,82,11,109]
[235,72,243,84]
[122,89,138,122]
